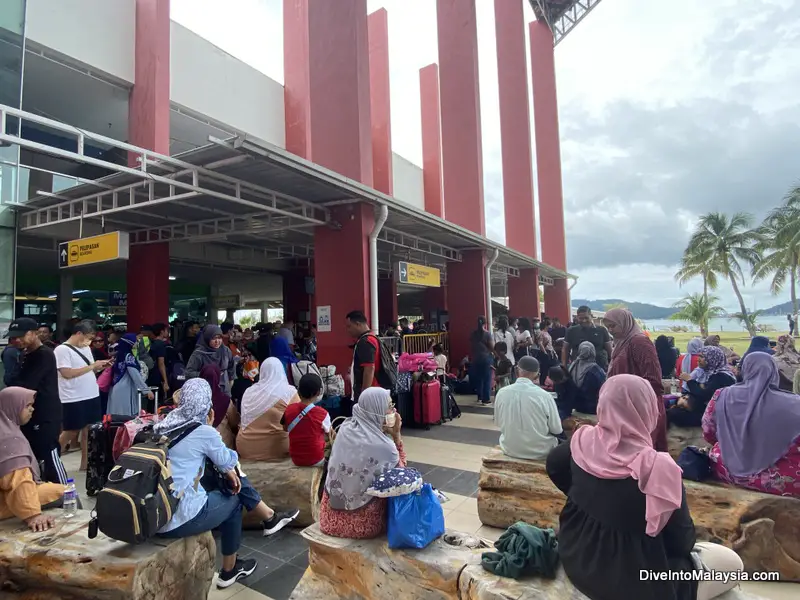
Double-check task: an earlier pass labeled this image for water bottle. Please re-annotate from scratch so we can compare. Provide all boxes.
[63,478,77,518]
[670,378,679,396]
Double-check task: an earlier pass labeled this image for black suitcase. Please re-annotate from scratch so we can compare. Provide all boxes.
[396,391,415,428]
[439,378,451,422]
[86,415,134,496]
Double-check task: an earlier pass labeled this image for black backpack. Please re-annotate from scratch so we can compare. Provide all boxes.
[89,422,200,544]
[369,334,398,391]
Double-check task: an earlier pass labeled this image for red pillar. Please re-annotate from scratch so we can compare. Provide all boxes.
[284,0,373,185]
[507,269,540,319]
[378,276,397,330]
[368,8,392,194]
[127,0,170,331]
[129,0,170,156]
[282,269,311,325]
[495,0,536,258]
[446,251,487,365]
[437,0,485,235]
[420,64,444,218]
[127,243,169,331]
[530,21,570,321]
[314,204,374,373]
[422,286,448,321]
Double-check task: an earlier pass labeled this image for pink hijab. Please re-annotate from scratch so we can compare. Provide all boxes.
[571,374,683,537]
[604,308,643,359]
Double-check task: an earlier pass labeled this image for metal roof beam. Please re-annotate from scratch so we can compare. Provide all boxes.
[529,0,603,46]
[378,227,462,263]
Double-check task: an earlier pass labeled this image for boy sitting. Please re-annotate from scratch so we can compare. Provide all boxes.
[494,342,513,392]
[281,374,331,467]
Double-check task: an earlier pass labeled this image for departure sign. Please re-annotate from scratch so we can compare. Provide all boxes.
[397,261,441,288]
[58,232,130,269]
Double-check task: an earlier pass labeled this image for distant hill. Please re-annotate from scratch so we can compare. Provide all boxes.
[762,301,798,316]
[572,298,678,320]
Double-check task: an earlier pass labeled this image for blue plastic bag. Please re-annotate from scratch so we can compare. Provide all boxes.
[387,483,445,549]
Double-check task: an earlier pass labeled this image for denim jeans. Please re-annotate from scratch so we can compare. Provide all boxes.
[470,356,493,403]
[160,476,261,556]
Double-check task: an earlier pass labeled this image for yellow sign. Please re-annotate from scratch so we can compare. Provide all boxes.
[58,232,129,268]
[398,261,441,288]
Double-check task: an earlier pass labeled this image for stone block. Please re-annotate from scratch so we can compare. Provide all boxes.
[477,447,800,581]
[0,509,214,599]
[241,459,323,528]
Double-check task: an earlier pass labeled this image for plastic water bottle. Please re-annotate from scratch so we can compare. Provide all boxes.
[63,478,77,518]
[670,378,679,396]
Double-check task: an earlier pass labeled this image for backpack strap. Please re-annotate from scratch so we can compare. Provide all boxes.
[287,404,316,433]
[165,422,203,449]
[63,343,92,367]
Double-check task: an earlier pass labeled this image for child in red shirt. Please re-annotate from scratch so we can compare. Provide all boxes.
[281,373,331,467]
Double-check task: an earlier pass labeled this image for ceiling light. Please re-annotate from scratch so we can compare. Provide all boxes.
[168,276,177,281]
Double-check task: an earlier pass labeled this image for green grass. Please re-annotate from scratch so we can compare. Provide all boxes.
[652,331,790,356]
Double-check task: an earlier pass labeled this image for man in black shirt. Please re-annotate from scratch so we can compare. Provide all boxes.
[148,322,173,399]
[346,310,382,402]
[562,306,613,371]
[7,317,69,484]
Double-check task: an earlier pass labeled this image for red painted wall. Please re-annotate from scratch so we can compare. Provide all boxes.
[368,9,393,195]
[446,251,487,365]
[127,242,170,331]
[420,63,444,218]
[508,269,540,319]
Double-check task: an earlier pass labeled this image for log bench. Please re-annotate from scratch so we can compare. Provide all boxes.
[289,522,762,599]
[0,509,214,599]
[564,412,707,459]
[477,447,800,581]
[241,459,324,528]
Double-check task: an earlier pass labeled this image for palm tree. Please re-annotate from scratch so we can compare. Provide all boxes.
[730,309,764,333]
[670,293,725,337]
[675,245,719,335]
[753,201,800,316]
[683,212,762,337]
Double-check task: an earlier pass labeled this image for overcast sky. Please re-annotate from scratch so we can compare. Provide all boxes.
[172,0,800,312]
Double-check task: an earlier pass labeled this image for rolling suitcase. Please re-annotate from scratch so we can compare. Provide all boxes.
[86,414,134,496]
[396,391,415,428]
[439,378,450,422]
[413,380,442,429]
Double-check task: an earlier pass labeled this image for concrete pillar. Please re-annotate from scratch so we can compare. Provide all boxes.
[261,302,270,323]
[495,0,536,258]
[530,21,570,320]
[283,0,373,185]
[57,273,73,342]
[446,251,486,365]
[129,0,170,156]
[126,243,169,332]
[508,269,540,320]
[282,268,310,324]
[284,0,374,372]
[368,8,393,195]
[422,287,448,322]
[378,276,397,331]
[420,64,444,218]
[437,0,485,235]
[313,204,373,372]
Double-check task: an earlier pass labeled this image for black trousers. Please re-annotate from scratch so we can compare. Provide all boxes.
[24,423,69,484]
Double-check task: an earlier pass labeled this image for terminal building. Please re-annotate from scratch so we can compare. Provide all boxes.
[0,0,588,371]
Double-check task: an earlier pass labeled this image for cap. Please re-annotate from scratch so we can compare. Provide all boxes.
[5,317,39,339]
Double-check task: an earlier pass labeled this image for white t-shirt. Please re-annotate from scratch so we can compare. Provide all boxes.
[493,329,516,366]
[494,377,562,461]
[54,344,100,403]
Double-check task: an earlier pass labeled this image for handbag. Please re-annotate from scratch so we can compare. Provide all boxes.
[677,446,711,481]
[97,367,113,393]
[387,483,445,549]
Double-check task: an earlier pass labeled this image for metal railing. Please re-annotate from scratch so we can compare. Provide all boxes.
[400,332,449,356]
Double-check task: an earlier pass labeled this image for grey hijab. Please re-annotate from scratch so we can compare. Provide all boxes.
[569,341,597,387]
[325,388,400,511]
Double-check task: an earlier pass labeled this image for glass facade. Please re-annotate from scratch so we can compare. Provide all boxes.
[0,0,26,340]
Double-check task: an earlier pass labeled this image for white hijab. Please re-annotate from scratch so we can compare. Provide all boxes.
[240,357,297,430]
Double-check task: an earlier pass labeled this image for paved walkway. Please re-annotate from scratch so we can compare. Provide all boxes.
[61,399,796,599]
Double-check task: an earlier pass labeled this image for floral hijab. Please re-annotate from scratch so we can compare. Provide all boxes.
[113,334,140,385]
[325,388,399,511]
[692,346,735,385]
[153,378,211,435]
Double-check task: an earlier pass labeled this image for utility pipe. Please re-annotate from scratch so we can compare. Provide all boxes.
[485,248,500,326]
[369,205,389,333]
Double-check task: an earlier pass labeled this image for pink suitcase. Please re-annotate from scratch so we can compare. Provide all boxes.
[413,380,442,429]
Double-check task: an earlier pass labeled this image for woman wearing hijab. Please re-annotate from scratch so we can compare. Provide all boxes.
[772,335,800,391]
[655,335,677,378]
[236,358,299,461]
[603,308,668,452]
[0,388,66,532]
[565,341,606,415]
[676,337,704,387]
[670,346,736,428]
[702,353,800,498]
[741,335,773,365]
[705,334,739,364]
[107,334,153,416]
[156,379,298,589]
[319,387,405,539]
[546,375,743,600]
[186,325,235,390]
[269,335,298,378]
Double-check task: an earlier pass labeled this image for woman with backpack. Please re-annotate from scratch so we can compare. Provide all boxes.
[156,378,299,589]
[107,334,153,417]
